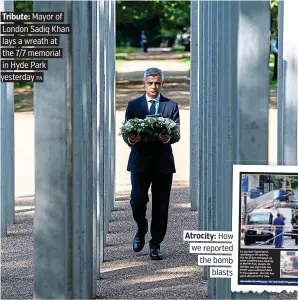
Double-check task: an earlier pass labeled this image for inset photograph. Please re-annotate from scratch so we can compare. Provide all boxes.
[280,251,298,278]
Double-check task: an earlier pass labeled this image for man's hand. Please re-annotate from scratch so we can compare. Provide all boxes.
[128,134,141,144]
[159,134,171,143]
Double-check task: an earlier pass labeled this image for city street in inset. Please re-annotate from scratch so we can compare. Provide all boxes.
[241,235,298,249]
[240,173,298,250]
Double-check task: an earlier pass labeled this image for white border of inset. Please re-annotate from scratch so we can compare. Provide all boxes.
[231,164,298,293]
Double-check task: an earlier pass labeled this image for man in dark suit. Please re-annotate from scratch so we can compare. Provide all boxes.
[123,67,180,260]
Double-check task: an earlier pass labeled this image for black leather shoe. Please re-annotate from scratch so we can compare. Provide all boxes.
[150,246,163,260]
[133,223,148,252]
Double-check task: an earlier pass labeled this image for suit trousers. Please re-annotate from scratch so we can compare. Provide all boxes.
[130,165,173,248]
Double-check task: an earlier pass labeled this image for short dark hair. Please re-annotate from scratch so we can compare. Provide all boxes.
[277,213,281,217]
[144,67,164,81]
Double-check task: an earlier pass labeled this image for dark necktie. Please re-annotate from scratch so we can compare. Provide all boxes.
[149,100,156,115]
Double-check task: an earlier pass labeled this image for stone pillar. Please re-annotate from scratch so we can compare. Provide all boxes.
[6,80,15,226]
[110,0,116,213]
[200,0,208,281]
[0,0,15,237]
[71,1,93,297]
[96,0,103,274]
[277,0,298,165]
[191,1,270,298]
[34,1,96,298]
[34,2,72,297]
[189,0,199,212]
[91,1,98,296]
[104,0,111,237]
[98,0,106,265]
[5,0,15,226]
[1,73,7,238]
[101,0,116,256]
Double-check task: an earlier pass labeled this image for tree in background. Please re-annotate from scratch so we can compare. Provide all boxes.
[270,0,279,33]
[270,0,279,83]
[116,0,190,48]
[117,0,279,49]
[272,176,298,190]
[14,0,279,50]
[14,0,33,12]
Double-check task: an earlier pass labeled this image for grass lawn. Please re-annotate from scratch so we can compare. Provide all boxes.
[116,46,140,53]
[115,46,138,72]
[115,56,128,72]
[181,56,190,69]
[15,95,24,103]
[171,45,186,52]
[180,54,278,89]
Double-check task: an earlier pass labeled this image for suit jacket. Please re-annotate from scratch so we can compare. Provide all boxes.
[124,93,180,173]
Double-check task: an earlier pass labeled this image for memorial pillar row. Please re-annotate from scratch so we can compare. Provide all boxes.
[191,1,270,298]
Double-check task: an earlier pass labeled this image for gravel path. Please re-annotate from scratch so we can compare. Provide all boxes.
[1,196,34,300]
[97,184,208,299]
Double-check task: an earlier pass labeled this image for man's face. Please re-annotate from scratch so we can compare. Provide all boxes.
[144,75,163,99]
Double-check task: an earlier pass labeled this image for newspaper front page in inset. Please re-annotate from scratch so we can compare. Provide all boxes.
[232,165,298,293]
